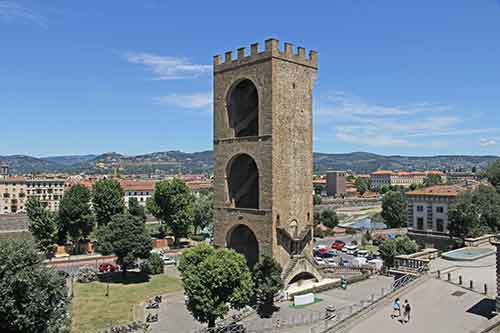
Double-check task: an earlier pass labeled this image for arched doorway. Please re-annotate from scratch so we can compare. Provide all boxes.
[227,79,259,137]
[288,272,318,285]
[227,154,259,209]
[227,224,259,268]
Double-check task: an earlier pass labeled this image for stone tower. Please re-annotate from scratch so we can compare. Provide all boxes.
[213,38,322,284]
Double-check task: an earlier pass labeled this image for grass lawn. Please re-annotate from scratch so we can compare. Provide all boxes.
[71,272,182,333]
[360,244,379,253]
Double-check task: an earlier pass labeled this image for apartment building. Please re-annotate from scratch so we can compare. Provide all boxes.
[25,178,66,212]
[120,180,155,207]
[371,170,446,189]
[0,177,27,214]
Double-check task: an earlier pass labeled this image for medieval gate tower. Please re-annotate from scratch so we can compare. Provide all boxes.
[213,38,322,284]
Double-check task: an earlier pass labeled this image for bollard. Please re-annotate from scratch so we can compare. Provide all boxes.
[447,272,451,281]
[459,275,462,285]
[381,288,385,296]
[437,270,441,279]
[485,283,488,295]
[371,294,375,302]
[470,280,473,290]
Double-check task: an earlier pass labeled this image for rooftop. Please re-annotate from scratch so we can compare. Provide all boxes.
[406,185,465,197]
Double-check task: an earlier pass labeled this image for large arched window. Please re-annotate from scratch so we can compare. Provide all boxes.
[227,79,259,137]
[227,224,259,268]
[227,154,259,209]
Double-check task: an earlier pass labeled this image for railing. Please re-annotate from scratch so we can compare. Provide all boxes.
[393,257,429,273]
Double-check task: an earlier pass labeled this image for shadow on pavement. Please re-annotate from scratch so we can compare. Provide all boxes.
[466,298,497,320]
[99,271,151,284]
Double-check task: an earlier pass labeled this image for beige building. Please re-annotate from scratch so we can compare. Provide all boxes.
[371,170,446,189]
[0,177,27,214]
[25,178,66,212]
[120,180,155,207]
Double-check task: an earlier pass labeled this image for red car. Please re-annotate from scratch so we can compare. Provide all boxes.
[331,240,346,250]
[99,263,119,273]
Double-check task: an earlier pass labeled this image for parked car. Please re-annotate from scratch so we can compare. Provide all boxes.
[356,250,369,258]
[325,258,338,266]
[345,244,358,255]
[331,240,346,250]
[99,263,119,273]
[162,256,176,266]
[314,245,329,257]
[314,257,326,265]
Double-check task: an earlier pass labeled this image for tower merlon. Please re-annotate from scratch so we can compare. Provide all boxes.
[213,38,318,72]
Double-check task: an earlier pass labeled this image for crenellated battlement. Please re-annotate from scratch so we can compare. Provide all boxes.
[214,38,318,72]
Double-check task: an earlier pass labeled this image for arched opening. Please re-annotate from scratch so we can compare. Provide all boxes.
[227,154,259,209]
[227,79,259,137]
[227,224,259,268]
[288,271,318,285]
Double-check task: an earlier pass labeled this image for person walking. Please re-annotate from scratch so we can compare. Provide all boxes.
[391,298,401,319]
[403,299,411,323]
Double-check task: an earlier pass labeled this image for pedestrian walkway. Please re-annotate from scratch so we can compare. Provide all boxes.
[349,278,497,333]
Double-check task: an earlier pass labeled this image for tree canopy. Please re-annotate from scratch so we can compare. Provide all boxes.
[252,255,283,317]
[26,197,58,255]
[0,239,70,333]
[423,174,443,187]
[149,179,194,245]
[178,243,254,328]
[381,191,407,228]
[355,177,370,195]
[97,214,152,275]
[58,184,94,243]
[193,191,214,234]
[92,179,125,227]
[448,185,500,239]
[378,236,417,267]
[486,160,500,192]
[128,197,146,223]
[315,209,338,229]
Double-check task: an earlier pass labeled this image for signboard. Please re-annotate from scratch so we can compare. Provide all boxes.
[294,293,314,306]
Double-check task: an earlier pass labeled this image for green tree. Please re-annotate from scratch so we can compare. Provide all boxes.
[448,186,500,239]
[378,236,417,267]
[381,191,407,228]
[128,197,146,223]
[26,197,58,255]
[486,160,500,192]
[423,174,443,187]
[193,192,214,235]
[313,194,322,205]
[380,184,391,194]
[408,183,418,191]
[58,184,94,245]
[141,252,164,275]
[149,179,194,246]
[355,177,370,195]
[92,179,125,227]
[97,214,152,276]
[178,243,254,328]
[252,255,283,317]
[318,209,338,229]
[0,239,70,333]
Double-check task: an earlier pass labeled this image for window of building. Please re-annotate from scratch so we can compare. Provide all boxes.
[436,206,444,213]
[427,219,433,230]
[417,205,424,212]
[436,219,444,232]
[417,217,424,230]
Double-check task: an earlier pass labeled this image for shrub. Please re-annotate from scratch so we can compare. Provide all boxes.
[141,253,164,275]
[190,235,205,242]
[77,266,98,283]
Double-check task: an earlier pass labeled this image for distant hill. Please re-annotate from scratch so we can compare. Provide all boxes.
[0,151,498,175]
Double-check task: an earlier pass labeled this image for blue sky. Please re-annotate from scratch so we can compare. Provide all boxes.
[1,0,500,157]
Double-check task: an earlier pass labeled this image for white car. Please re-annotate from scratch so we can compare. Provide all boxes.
[345,244,358,255]
[314,257,326,265]
[356,250,369,258]
[326,258,338,266]
[162,256,176,266]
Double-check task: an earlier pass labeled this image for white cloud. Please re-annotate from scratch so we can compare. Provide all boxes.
[480,138,497,147]
[317,91,500,149]
[0,1,47,28]
[124,52,211,80]
[154,92,211,109]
